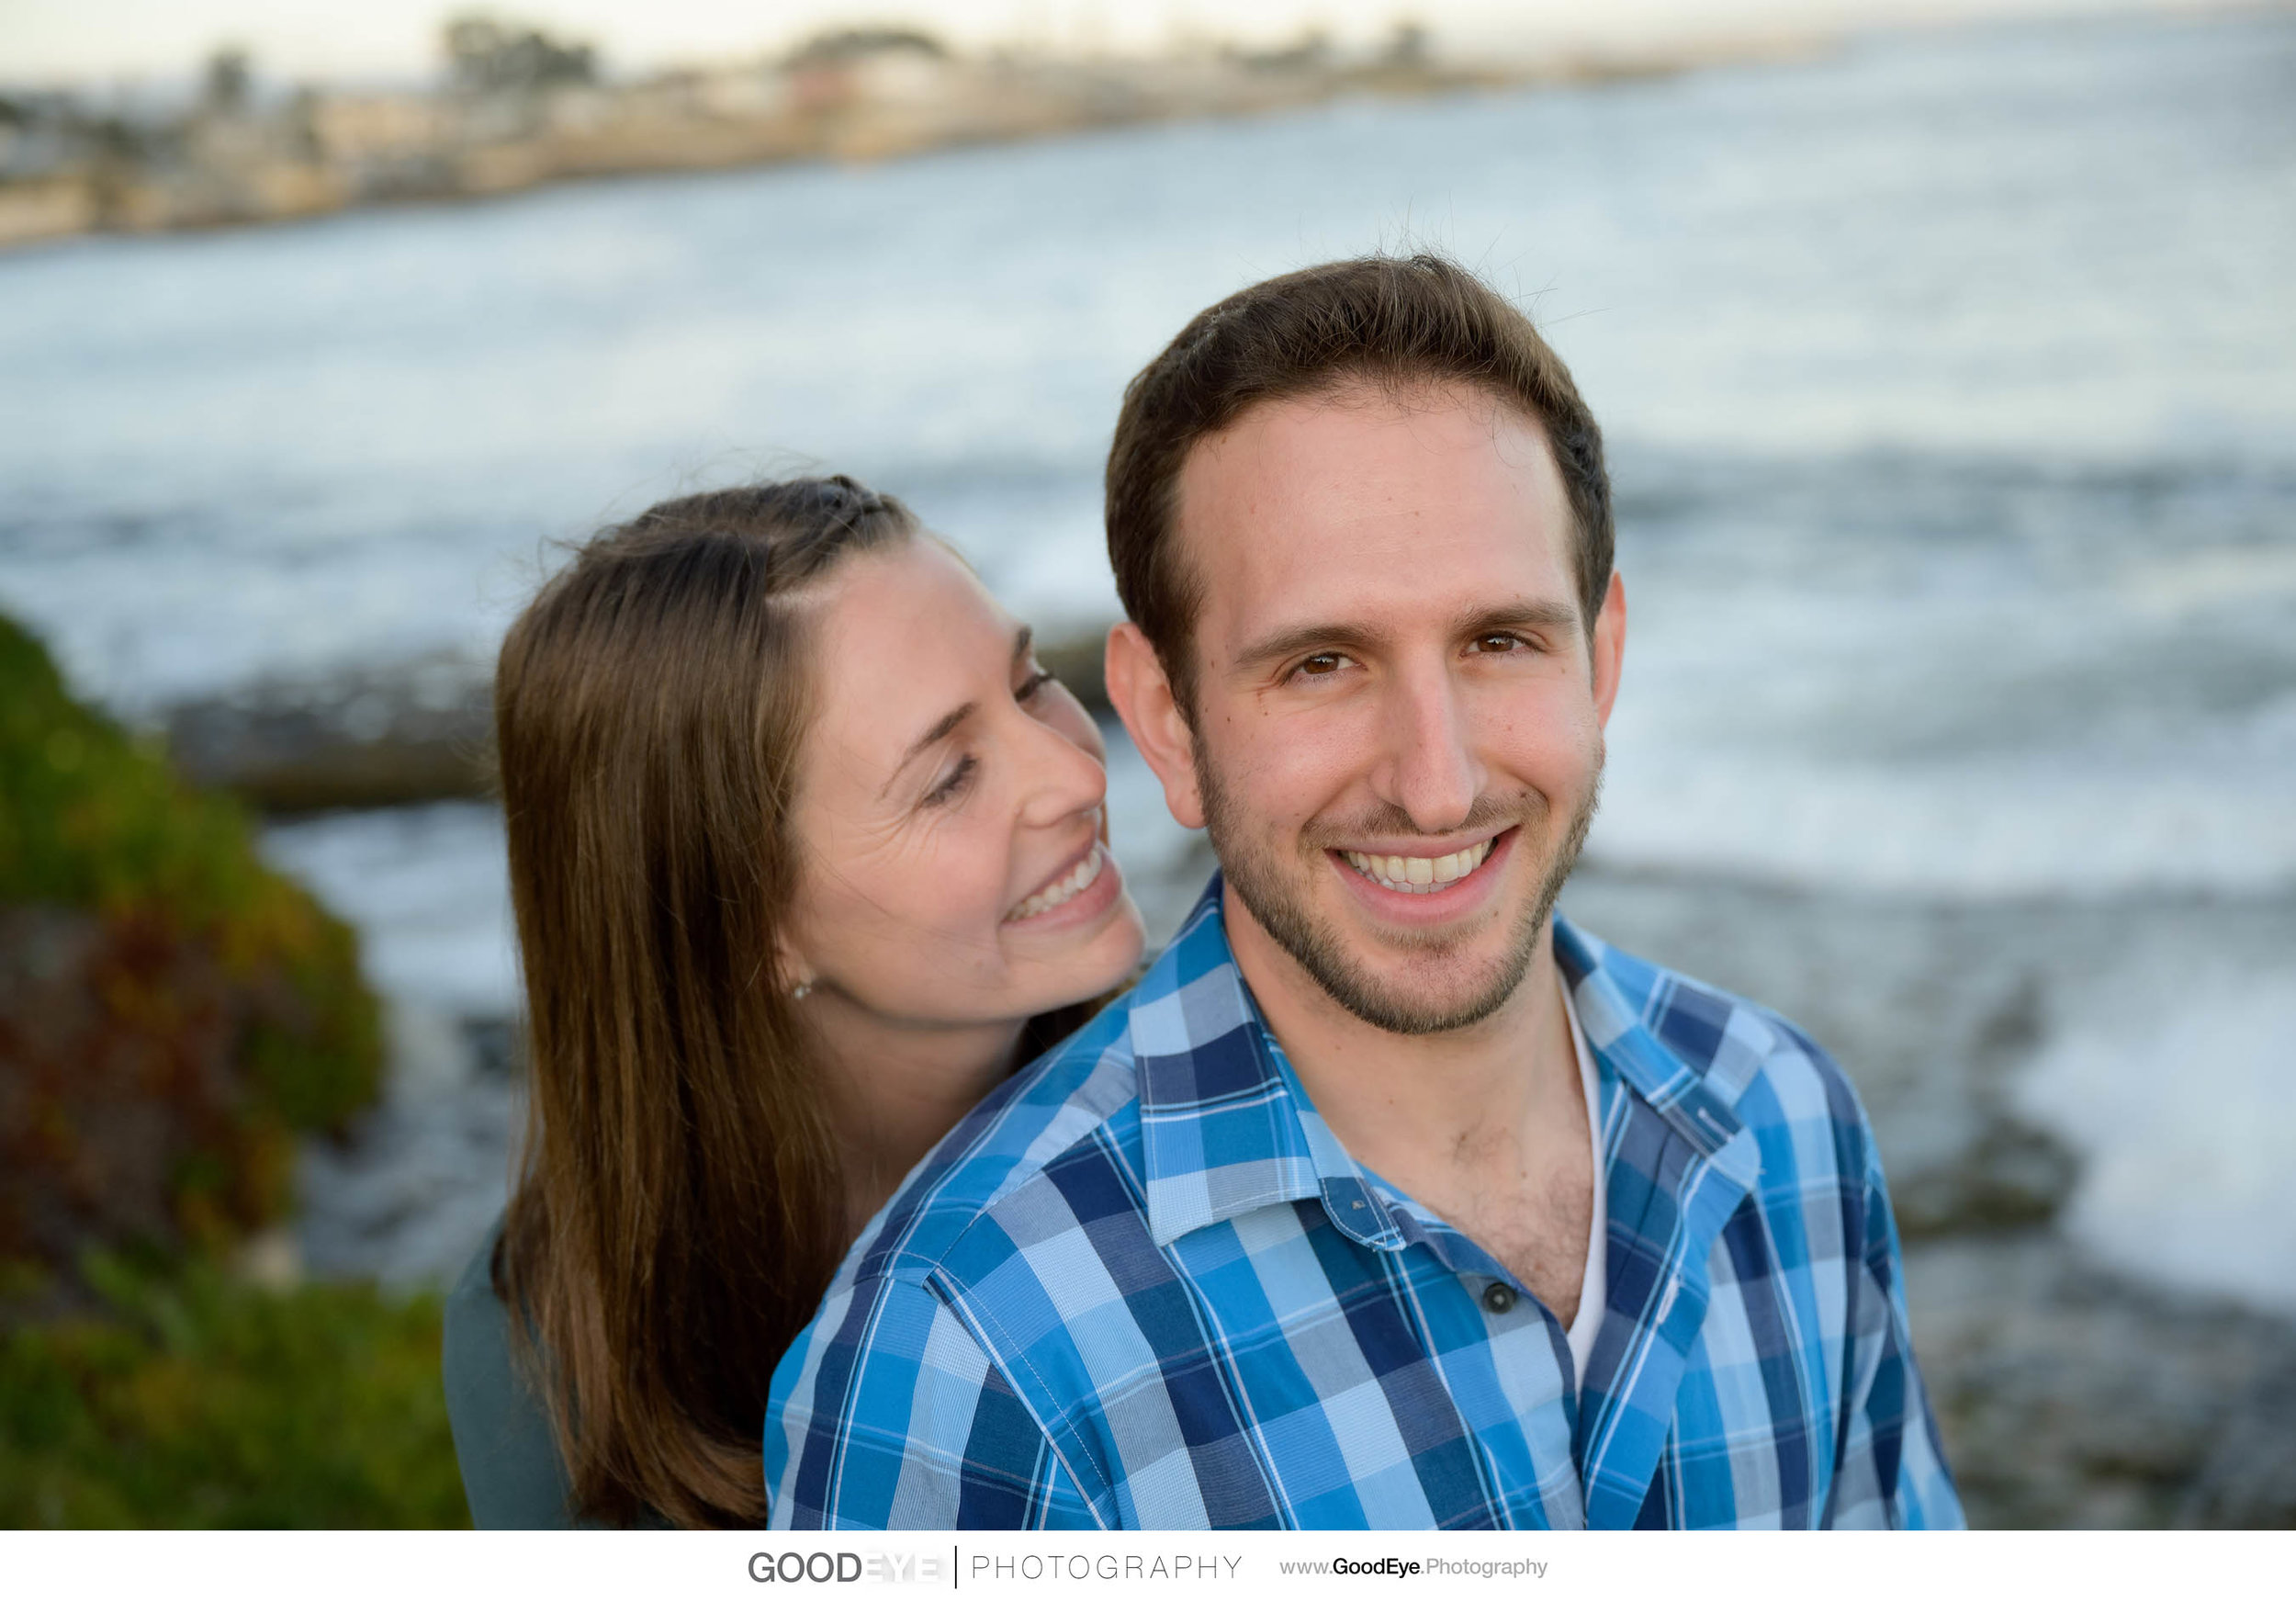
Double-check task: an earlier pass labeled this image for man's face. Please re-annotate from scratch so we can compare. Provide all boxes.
[1142,380,1624,1036]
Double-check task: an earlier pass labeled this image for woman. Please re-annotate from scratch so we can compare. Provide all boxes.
[443,478,1146,1528]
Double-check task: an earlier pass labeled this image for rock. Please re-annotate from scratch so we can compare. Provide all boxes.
[1893,1113,2079,1238]
[163,652,494,814]
[1906,1234,2296,1529]
[1035,629,1110,714]
[2182,1359,2296,1529]
[295,1003,517,1288]
[231,1225,305,1290]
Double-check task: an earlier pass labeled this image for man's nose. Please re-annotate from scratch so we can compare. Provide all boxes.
[1373,664,1482,834]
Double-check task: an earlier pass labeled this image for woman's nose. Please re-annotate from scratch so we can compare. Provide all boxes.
[1015,701,1108,826]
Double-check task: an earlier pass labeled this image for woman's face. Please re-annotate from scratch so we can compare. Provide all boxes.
[783,539,1146,1032]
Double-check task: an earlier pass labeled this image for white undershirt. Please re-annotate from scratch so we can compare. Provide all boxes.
[1560,969,1608,1388]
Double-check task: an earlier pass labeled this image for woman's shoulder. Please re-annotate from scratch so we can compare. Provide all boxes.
[441,1216,581,1529]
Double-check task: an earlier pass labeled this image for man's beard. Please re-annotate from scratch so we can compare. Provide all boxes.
[1200,750,1602,1037]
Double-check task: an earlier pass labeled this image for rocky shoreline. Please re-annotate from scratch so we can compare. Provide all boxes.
[164,652,497,814]
[1907,1231,2296,1529]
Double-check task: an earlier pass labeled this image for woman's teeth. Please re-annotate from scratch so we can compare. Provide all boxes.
[1342,839,1493,894]
[1007,843,1105,922]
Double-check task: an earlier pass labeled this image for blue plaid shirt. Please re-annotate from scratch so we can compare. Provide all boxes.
[765,877,1962,1530]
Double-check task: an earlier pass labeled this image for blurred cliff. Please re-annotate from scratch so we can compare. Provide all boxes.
[0,12,1586,249]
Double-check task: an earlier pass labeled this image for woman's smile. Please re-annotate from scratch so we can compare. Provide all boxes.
[1005,837,1122,929]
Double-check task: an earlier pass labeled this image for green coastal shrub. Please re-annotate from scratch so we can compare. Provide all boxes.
[0,613,465,1526]
[0,613,381,1269]
[0,1254,467,1528]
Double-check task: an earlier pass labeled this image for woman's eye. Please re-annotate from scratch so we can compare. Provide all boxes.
[1017,666,1056,702]
[923,753,976,807]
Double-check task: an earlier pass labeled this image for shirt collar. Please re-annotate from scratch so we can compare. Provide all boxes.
[1551,918,1773,1157]
[1127,875,1387,1249]
[1128,874,1770,1250]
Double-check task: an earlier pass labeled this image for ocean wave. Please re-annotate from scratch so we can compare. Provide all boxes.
[1592,742,2296,900]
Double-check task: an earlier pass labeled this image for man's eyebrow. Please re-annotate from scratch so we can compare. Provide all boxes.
[1454,599,1581,636]
[1232,620,1388,674]
[1232,600,1581,674]
[877,626,1035,800]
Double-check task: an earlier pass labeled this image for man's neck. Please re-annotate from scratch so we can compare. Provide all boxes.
[1222,885,1575,1168]
[1221,885,1591,1317]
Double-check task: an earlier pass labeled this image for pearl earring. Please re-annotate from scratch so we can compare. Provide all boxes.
[790,981,813,1001]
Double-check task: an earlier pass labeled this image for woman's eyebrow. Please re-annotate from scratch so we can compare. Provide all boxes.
[884,701,974,798]
[878,626,1037,799]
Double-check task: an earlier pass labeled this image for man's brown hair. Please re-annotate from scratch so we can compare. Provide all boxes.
[1105,253,1613,707]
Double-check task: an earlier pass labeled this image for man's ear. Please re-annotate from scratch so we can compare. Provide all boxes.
[1591,571,1627,729]
[1105,622,1206,830]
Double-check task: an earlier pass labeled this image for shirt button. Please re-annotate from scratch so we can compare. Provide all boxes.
[1481,1282,1518,1315]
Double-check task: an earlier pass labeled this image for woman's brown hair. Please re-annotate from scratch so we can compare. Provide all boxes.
[491,477,916,1528]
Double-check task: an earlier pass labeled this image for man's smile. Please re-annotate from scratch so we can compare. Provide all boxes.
[1324,825,1520,927]
[1338,835,1498,894]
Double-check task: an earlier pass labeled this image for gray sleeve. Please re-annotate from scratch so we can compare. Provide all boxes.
[441,1219,580,1529]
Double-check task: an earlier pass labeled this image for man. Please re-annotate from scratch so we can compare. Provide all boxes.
[765,255,1962,1529]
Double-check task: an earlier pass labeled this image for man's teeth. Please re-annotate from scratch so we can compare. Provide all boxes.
[1341,839,1493,894]
[1007,843,1105,922]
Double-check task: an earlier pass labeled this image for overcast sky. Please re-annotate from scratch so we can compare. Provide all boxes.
[0,0,2210,86]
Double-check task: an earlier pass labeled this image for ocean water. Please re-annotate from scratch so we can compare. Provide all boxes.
[4,9,2292,1301]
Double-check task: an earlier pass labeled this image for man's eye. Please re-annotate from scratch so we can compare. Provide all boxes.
[1294,652,1351,678]
[1469,633,1527,654]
